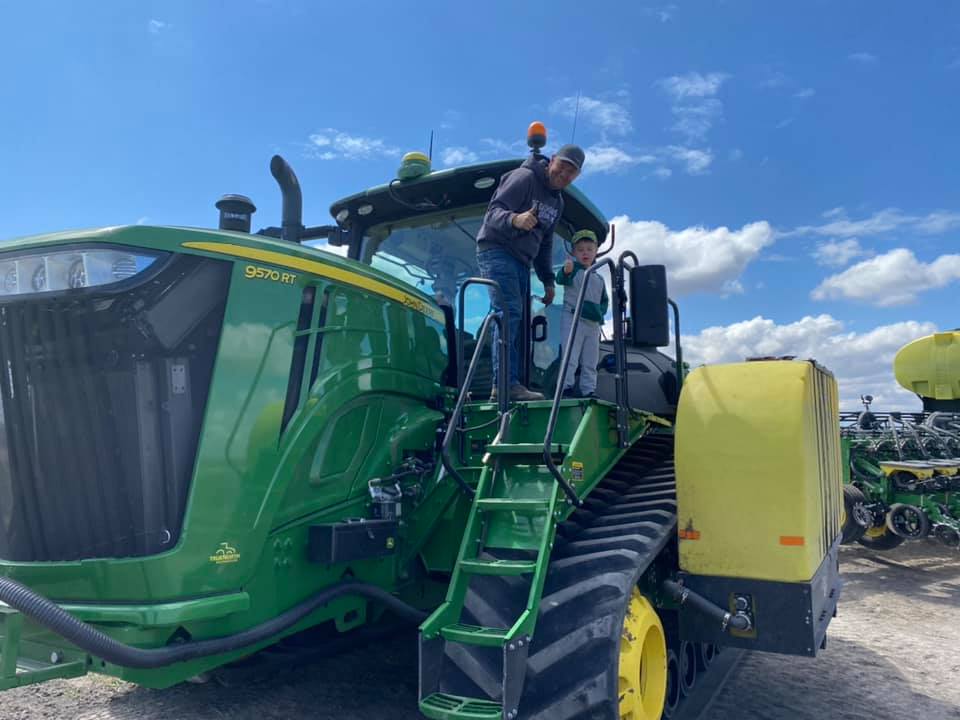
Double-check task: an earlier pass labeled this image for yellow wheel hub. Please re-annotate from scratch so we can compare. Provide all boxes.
[618,588,667,719]
[864,525,889,539]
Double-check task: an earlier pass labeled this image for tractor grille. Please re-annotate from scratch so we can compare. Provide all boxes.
[812,363,842,558]
[0,254,230,562]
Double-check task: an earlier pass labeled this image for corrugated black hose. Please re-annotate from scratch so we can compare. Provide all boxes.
[0,576,427,669]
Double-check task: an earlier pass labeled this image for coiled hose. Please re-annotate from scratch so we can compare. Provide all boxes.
[0,576,427,669]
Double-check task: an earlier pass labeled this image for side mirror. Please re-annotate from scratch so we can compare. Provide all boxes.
[629,265,669,347]
[531,315,548,342]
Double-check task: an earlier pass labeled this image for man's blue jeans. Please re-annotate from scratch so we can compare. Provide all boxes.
[476,247,528,387]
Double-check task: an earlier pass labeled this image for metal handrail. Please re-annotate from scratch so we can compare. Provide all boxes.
[440,310,502,497]
[543,257,628,507]
[439,278,511,497]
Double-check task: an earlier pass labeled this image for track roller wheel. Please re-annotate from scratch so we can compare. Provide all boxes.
[857,523,906,551]
[887,503,930,539]
[617,589,667,719]
[841,485,870,544]
[934,524,960,548]
[695,643,717,672]
[660,649,681,718]
[677,640,697,698]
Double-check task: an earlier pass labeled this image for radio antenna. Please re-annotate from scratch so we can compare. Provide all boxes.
[571,89,582,143]
[428,130,434,162]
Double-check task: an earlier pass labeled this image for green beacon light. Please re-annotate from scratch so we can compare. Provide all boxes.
[397,151,431,180]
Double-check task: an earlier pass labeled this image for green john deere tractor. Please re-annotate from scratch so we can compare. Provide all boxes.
[0,132,843,720]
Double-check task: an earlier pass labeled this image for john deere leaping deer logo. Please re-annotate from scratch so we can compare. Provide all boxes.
[209,542,240,564]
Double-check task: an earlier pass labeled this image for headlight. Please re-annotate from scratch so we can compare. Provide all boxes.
[0,248,162,297]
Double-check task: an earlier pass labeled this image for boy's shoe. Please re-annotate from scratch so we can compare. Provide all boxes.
[560,388,579,399]
[490,384,546,402]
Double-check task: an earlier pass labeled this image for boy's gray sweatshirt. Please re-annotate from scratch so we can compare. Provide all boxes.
[476,156,563,287]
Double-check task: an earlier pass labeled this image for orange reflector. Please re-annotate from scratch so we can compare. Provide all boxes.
[678,529,701,540]
[779,536,805,546]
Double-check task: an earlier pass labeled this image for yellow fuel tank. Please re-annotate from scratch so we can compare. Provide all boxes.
[676,360,842,583]
[893,331,960,401]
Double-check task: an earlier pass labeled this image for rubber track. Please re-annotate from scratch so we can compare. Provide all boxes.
[440,432,682,719]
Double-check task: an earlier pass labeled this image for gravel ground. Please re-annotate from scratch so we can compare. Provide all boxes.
[2,541,958,720]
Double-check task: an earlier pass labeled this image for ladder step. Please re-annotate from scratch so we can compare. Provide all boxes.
[420,692,502,720]
[476,498,550,514]
[440,623,510,647]
[484,443,564,456]
[460,558,538,576]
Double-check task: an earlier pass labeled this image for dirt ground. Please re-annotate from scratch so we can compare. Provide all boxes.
[2,541,958,720]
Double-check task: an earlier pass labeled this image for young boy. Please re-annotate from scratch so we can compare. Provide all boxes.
[555,229,608,398]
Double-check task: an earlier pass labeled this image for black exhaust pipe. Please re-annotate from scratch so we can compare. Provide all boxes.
[270,155,304,243]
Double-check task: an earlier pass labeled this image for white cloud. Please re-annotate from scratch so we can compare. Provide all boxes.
[669,99,724,141]
[478,137,528,157]
[441,146,479,167]
[658,72,729,143]
[789,208,960,239]
[654,167,672,179]
[728,148,743,161]
[666,146,713,174]
[148,19,168,34]
[550,95,633,136]
[313,242,349,257]
[642,4,678,22]
[659,72,729,100]
[439,109,462,130]
[812,248,960,306]
[307,129,401,160]
[812,238,869,267]
[582,145,655,174]
[610,215,774,296]
[135,216,150,226]
[849,52,878,63]
[794,88,816,99]
[681,314,935,409]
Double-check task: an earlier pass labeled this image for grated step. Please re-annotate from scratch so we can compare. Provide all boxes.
[475,498,550,514]
[440,623,510,647]
[420,692,502,720]
[460,558,538,576]
[484,443,565,456]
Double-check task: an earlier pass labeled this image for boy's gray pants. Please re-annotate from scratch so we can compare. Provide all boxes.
[560,313,600,394]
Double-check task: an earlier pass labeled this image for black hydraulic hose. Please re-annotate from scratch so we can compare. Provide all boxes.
[0,576,426,669]
[661,579,751,633]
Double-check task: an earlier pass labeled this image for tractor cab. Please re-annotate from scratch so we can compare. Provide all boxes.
[326,152,682,414]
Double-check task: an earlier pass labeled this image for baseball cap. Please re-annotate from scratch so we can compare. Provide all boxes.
[571,229,598,245]
[554,144,585,171]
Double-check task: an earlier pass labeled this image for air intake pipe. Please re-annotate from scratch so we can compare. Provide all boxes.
[215,194,256,233]
[270,154,304,243]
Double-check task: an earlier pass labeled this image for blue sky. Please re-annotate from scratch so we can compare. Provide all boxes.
[2,1,958,408]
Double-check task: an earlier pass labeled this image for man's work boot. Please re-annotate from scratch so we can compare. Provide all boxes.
[509,384,545,401]
[489,384,545,402]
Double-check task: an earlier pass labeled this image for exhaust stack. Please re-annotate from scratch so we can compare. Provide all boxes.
[270,155,304,243]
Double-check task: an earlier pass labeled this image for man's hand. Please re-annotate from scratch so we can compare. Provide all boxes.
[563,258,574,274]
[511,204,539,231]
[541,286,555,305]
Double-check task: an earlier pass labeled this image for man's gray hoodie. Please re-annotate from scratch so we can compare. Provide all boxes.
[476,156,563,287]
